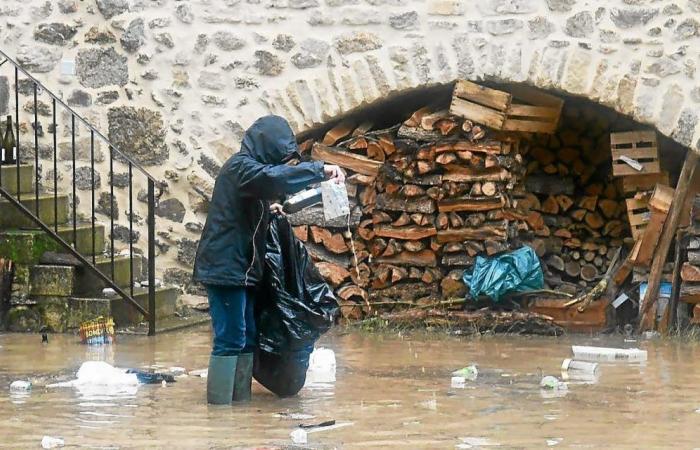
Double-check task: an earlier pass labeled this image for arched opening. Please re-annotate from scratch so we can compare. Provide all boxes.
[291,80,698,333]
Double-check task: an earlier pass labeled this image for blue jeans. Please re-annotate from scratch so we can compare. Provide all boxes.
[206,285,257,356]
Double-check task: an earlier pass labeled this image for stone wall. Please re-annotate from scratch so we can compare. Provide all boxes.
[1,0,699,289]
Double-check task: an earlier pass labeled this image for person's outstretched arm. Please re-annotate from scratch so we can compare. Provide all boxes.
[237,157,344,200]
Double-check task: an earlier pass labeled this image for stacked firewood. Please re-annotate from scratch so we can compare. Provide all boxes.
[289,106,526,318]
[511,124,631,295]
[682,195,700,321]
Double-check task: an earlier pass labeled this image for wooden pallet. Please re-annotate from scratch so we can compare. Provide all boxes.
[611,131,660,177]
[632,184,673,266]
[621,171,669,194]
[625,194,652,241]
[449,81,563,134]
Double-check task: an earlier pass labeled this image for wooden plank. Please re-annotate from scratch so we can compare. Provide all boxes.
[661,232,685,333]
[613,161,661,176]
[502,119,556,134]
[611,147,659,160]
[374,225,437,240]
[438,195,506,213]
[507,104,561,119]
[622,172,669,193]
[450,97,506,129]
[508,83,563,108]
[641,150,700,331]
[453,80,511,110]
[610,130,656,146]
[442,167,510,183]
[648,184,674,212]
[311,143,382,176]
[376,194,436,214]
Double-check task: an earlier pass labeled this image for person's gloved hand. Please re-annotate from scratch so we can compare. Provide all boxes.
[270,203,285,215]
[323,164,345,184]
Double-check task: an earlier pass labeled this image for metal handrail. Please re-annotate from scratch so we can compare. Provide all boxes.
[0,48,159,335]
[0,49,157,183]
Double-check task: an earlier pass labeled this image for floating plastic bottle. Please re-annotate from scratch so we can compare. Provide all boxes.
[571,345,647,362]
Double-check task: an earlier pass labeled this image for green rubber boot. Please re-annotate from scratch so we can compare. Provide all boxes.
[232,352,253,402]
[207,355,237,405]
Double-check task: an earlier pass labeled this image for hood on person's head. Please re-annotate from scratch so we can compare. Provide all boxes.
[240,115,299,165]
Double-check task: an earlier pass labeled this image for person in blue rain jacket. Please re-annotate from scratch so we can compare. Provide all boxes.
[193,115,344,404]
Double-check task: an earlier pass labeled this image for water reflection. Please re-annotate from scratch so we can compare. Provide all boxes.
[2,329,700,448]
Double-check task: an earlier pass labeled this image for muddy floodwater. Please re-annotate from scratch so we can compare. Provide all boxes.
[2,327,700,449]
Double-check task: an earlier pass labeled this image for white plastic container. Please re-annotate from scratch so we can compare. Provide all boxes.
[290,428,308,444]
[571,345,647,362]
[561,358,599,374]
[451,376,466,388]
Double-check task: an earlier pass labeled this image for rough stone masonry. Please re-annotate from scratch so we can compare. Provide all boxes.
[1,0,700,291]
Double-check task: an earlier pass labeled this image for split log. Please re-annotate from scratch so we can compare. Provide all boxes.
[436,153,457,165]
[390,265,409,283]
[347,173,376,185]
[352,121,374,136]
[322,121,354,145]
[312,143,382,176]
[484,239,507,255]
[464,241,484,256]
[392,212,411,227]
[315,262,350,287]
[287,203,362,228]
[366,141,386,162]
[405,106,433,127]
[358,219,374,240]
[369,282,438,303]
[376,194,436,214]
[381,239,402,257]
[421,110,450,130]
[438,195,506,213]
[441,270,467,297]
[441,253,474,267]
[470,183,483,196]
[403,240,426,253]
[436,224,508,243]
[541,196,560,215]
[442,165,511,182]
[555,194,573,212]
[293,225,308,242]
[681,263,700,282]
[411,213,432,226]
[584,212,605,229]
[448,212,464,228]
[351,263,371,288]
[444,242,465,253]
[570,209,587,222]
[378,134,396,155]
[464,213,486,228]
[402,185,426,197]
[369,238,388,258]
[348,136,368,150]
[436,212,449,230]
[306,242,351,268]
[421,267,442,284]
[374,225,437,240]
[397,124,443,141]
[377,250,437,267]
[579,196,598,212]
[598,199,619,219]
[372,210,392,224]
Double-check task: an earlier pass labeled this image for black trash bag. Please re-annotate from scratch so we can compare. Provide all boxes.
[253,348,310,398]
[253,214,339,397]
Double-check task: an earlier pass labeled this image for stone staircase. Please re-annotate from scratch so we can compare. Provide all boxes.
[0,164,179,333]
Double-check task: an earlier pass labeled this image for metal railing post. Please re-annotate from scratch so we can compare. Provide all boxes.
[147,179,156,336]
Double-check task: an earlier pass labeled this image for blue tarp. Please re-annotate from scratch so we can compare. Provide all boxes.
[462,246,544,302]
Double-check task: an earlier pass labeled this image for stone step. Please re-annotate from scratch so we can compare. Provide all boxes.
[5,297,112,333]
[0,193,69,228]
[74,254,143,295]
[0,164,34,195]
[29,264,75,297]
[110,286,179,327]
[0,224,106,264]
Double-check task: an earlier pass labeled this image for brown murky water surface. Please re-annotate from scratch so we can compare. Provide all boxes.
[2,327,700,449]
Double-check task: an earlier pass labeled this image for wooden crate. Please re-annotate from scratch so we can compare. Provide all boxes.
[625,194,652,241]
[621,171,669,194]
[611,131,660,177]
[449,81,563,134]
[528,297,612,333]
